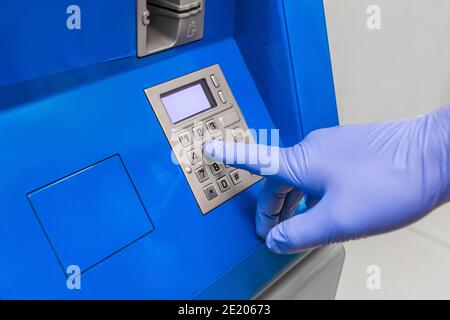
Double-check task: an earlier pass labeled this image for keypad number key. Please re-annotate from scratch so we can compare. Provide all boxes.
[192,125,206,141]
[229,170,243,185]
[178,131,192,147]
[204,184,219,200]
[187,149,202,165]
[217,176,231,192]
[205,119,219,134]
[209,162,223,175]
[195,166,210,183]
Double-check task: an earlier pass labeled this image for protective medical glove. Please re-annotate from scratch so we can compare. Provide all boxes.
[204,106,450,254]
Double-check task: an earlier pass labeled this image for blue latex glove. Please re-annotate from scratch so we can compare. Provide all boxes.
[204,106,450,254]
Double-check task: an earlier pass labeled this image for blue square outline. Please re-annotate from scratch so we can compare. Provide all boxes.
[27,154,155,278]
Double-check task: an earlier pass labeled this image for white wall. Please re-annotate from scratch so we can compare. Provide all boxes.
[323,0,450,299]
[324,0,450,123]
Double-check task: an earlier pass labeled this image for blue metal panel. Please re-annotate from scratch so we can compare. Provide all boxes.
[0,0,338,299]
[234,0,304,146]
[0,0,135,88]
[28,155,154,274]
[234,0,339,144]
[193,245,299,299]
[283,0,339,133]
[0,38,297,299]
[0,0,236,89]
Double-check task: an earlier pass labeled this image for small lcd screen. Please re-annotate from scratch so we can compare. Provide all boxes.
[161,79,217,124]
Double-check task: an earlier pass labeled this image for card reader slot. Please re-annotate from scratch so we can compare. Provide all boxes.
[148,3,202,19]
[148,1,201,15]
[148,0,202,12]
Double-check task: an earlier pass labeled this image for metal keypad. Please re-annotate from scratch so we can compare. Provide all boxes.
[145,64,262,214]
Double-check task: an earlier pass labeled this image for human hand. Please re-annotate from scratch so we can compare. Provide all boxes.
[204,107,450,254]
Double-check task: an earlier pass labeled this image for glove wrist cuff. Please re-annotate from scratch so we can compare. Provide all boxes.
[423,105,450,205]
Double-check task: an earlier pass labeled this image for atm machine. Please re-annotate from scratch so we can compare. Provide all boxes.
[0,0,344,299]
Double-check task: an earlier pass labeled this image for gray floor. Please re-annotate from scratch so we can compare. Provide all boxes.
[336,204,450,299]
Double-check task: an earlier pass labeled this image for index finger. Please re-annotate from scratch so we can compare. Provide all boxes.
[203,140,289,178]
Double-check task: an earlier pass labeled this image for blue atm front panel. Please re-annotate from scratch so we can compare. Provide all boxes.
[0,0,338,299]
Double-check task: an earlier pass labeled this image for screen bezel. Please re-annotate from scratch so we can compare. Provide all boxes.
[160,79,217,124]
